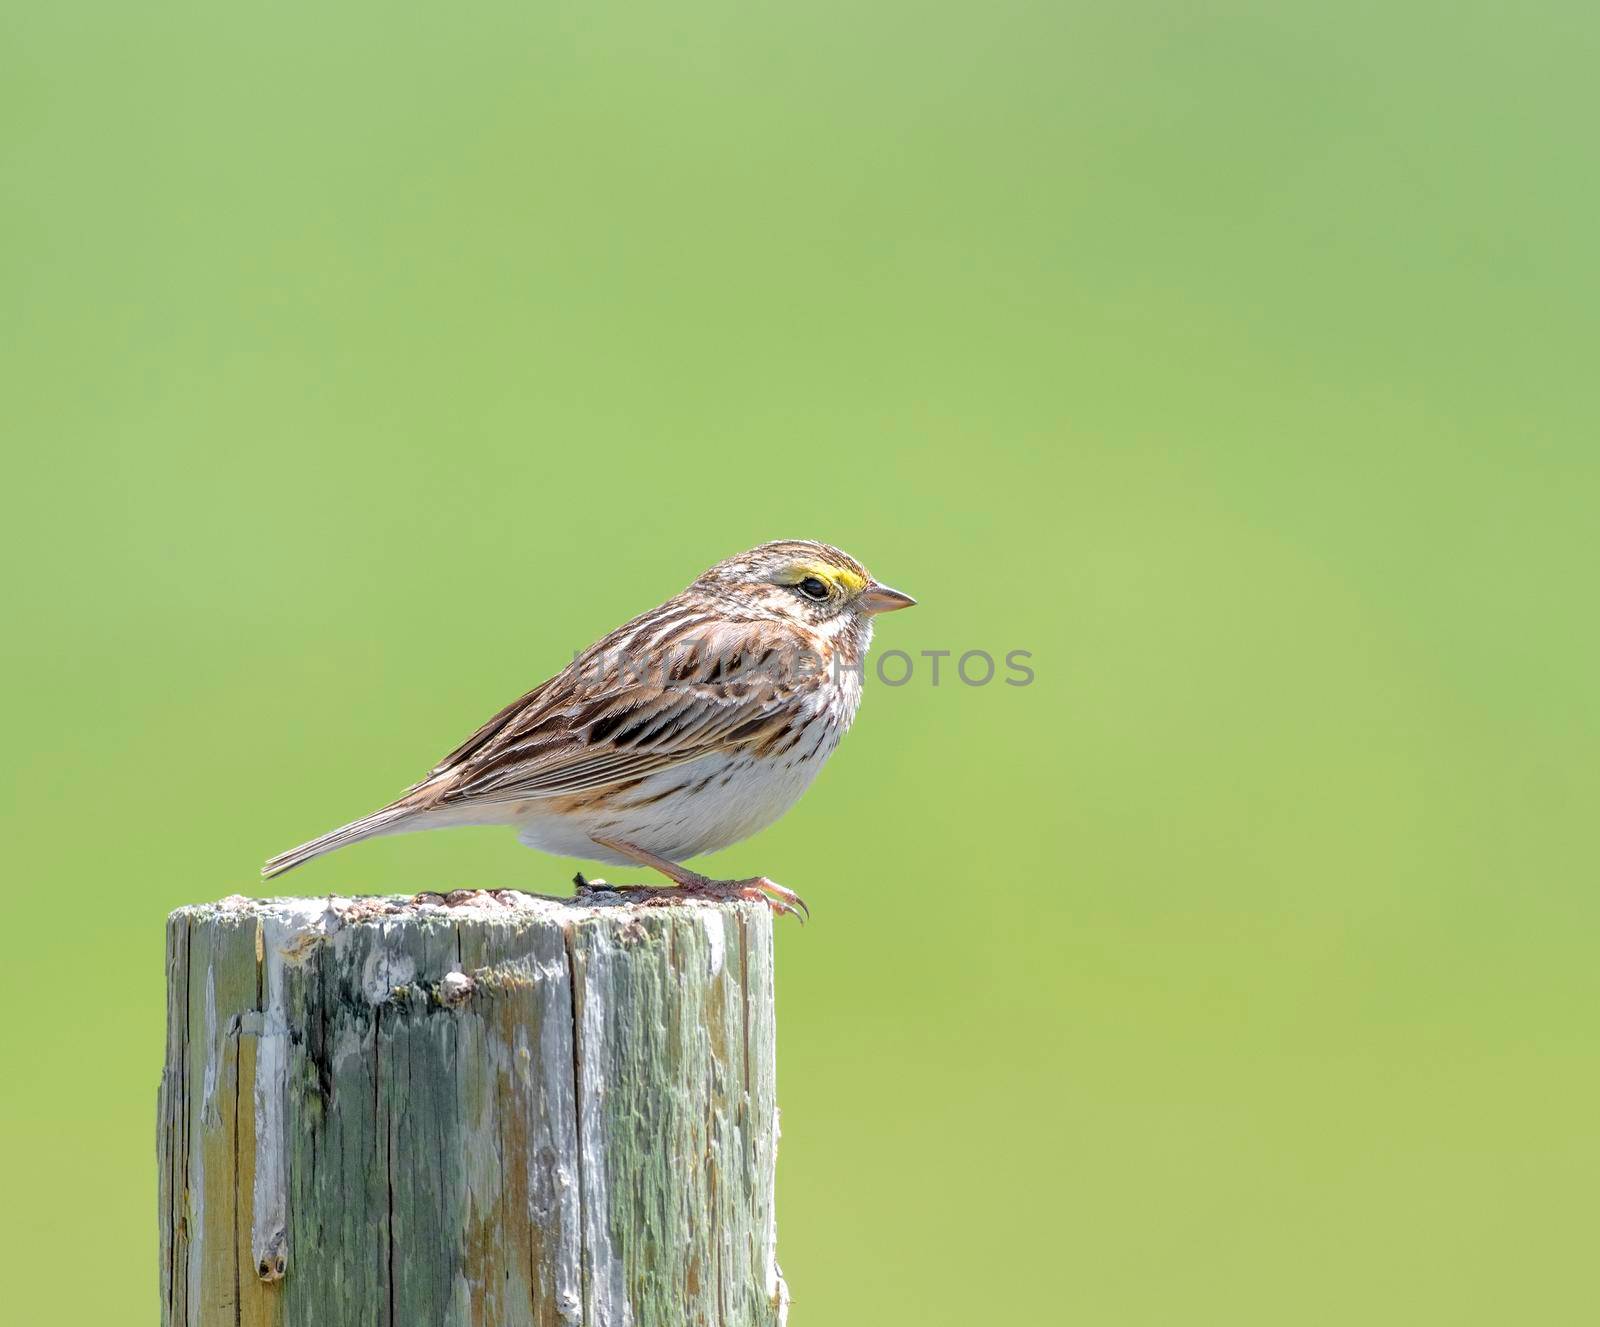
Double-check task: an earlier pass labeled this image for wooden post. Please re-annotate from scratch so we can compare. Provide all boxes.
[157,892,788,1327]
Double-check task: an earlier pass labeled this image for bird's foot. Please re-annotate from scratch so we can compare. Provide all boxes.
[740,876,811,922]
[575,872,807,922]
[583,835,808,921]
[659,874,809,923]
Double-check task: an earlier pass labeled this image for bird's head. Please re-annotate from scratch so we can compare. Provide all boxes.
[695,540,915,640]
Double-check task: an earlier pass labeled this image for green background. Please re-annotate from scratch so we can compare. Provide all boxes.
[3,2,1596,1321]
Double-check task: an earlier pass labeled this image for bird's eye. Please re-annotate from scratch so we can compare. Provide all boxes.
[797,576,830,601]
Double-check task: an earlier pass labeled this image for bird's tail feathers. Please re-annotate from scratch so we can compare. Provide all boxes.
[261,801,417,880]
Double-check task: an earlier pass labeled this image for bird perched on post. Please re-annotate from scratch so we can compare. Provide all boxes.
[262,540,914,917]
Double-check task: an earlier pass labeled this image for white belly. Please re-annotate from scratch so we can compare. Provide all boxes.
[510,723,841,865]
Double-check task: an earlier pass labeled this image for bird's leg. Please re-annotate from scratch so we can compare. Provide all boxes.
[590,836,706,887]
[588,835,809,921]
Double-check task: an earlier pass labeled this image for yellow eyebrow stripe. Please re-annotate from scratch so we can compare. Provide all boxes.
[792,562,867,593]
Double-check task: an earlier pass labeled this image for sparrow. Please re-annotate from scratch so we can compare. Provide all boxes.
[262,541,914,917]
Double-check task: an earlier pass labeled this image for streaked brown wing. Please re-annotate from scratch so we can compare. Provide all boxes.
[418,625,806,807]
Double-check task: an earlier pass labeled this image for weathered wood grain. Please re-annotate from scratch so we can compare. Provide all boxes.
[158,892,788,1327]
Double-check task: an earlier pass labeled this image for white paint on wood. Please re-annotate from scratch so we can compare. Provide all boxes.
[527,966,585,1326]
[702,908,726,977]
[250,914,297,1282]
[200,967,219,1125]
[573,924,630,1327]
[360,943,415,1003]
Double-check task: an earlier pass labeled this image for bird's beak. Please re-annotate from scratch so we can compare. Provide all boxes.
[859,582,917,615]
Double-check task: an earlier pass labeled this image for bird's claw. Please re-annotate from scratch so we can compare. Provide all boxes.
[736,877,810,924]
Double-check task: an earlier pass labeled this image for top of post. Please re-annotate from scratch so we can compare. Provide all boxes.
[169,887,774,934]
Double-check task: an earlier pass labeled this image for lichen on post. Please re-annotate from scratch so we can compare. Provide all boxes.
[156,891,788,1327]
